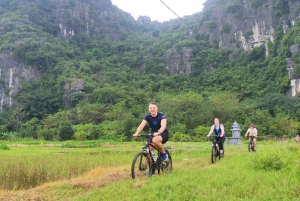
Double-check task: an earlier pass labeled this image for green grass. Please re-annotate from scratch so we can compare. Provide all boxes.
[57,141,300,201]
[1,140,300,200]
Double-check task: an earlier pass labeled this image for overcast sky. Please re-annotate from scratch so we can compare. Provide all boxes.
[111,0,206,22]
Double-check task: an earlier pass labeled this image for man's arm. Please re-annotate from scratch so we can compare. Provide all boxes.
[154,119,167,136]
[133,120,147,137]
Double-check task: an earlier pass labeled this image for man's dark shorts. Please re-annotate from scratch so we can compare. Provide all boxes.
[149,131,169,144]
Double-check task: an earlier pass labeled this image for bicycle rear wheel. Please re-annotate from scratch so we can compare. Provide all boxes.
[131,152,152,179]
[211,146,217,163]
[161,150,172,174]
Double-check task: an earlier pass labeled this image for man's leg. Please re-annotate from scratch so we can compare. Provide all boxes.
[152,136,168,161]
[152,136,165,154]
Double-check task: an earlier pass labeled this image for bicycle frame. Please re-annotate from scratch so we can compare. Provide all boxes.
[142,141,160,173]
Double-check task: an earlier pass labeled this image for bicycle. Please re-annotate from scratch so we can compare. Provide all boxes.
[247,135,255,152]
[210,137,224,164]
[131,134,172,179]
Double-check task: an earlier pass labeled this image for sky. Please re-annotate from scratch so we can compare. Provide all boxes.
[111,0,206,22]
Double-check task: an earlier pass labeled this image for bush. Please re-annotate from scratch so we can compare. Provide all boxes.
[172,132,190,142]
[252,154,284,170]
[0,143,10,150]
[37,128,57,140]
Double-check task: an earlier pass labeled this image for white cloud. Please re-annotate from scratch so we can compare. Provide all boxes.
[111,0,206,22]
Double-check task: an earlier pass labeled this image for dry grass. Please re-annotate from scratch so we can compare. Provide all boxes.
[0,165,131,201]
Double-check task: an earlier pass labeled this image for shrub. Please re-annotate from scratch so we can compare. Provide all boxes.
[251,154,284,170]
[0,143,10,150]
[172,132,190,142]
[204,21,217,31]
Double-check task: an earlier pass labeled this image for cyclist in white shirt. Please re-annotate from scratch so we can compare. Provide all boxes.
[244,124,258,151]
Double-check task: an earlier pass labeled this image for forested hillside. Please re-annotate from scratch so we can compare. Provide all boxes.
[0,0,300,141]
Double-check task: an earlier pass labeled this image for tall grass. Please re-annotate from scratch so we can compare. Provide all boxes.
[0,140,138,190]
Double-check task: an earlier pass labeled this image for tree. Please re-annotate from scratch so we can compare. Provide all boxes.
[58,121,74,141]
[19,117,40,139]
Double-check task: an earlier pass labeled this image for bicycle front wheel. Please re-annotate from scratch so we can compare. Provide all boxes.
[248,141,251,152]
[211,146,217,163]
[131,152,152,179]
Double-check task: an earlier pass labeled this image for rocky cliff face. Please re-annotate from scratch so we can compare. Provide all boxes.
[199,0,300,52]
[0,0,137,110]
[286,45,300,97]
[0,51,40,110]
[50,0,136,42]
[163,47,193,75]
[151,0,300,75]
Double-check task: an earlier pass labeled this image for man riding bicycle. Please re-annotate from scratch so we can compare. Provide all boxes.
[207,118,225,157]
[245,124,258,151]
[133,102,169,161]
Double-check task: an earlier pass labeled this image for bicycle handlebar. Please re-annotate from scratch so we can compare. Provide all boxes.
[137,134,153,137]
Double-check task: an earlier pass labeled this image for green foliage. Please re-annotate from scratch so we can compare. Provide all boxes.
[171,132,190,142]
[204,20,217,31]
[19,118,40,139]
[58,121,74,141]
[221,23,231,33]
[292,64,300,78]
[37,128,57,141]
[0,143,10,150]
[16,80,64,119]
[43,110,69,129]
[249,0,264,9]
[73,124,101,140]
[60,140,101,148]
[225,3,242,13]
[68,89,86,107]
[193,126,211,141]
[245,30,254,40]
[252,153,284,170]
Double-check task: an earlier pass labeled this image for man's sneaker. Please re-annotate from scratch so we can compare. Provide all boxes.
[220,153,224,157]
[161,153,168,161]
